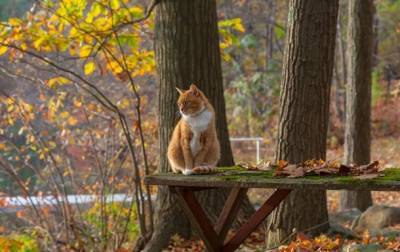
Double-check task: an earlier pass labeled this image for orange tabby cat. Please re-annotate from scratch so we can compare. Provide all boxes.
[167,84,220,175]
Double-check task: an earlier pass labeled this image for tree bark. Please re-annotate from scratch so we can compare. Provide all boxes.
[267,0,338,247]
[144,1,253,251]
[339,0,374,212]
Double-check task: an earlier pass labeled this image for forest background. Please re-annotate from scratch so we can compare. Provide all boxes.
[0,0,399,251]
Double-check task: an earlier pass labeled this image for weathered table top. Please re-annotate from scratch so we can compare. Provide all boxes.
[144,167,400,191]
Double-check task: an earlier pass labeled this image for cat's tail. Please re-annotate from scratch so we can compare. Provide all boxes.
[192,165,218,174]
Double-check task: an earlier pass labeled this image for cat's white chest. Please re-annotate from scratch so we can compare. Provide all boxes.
[182,109,212,156]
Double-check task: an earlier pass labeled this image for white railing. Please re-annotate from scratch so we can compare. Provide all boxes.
[230,137,263,163]
[0,194,156,212]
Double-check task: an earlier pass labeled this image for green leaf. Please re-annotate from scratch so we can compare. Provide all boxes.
[117,34,137,48]
[274,26,285,39]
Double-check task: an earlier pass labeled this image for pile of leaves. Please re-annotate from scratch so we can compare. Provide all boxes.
[272,160,382,178]
[278,233,341,251]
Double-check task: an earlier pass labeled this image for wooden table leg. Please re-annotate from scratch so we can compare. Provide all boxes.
[223,189,291,252]
[173,187,221,252]
[173,187,290,252]
[215,187,248,242]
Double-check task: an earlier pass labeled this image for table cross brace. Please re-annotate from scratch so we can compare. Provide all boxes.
[173,187,291,252]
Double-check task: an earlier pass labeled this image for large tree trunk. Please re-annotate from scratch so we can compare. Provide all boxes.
[267,0,338,247]
[339,0,374,212]
[144,1,253,251]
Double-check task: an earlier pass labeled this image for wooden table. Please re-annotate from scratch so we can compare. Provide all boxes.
[144,168,400,252]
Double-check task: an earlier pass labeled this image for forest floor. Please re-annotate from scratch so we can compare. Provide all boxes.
[165,136,400,251]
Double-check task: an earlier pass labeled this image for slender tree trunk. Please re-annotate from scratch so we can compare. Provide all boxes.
[265,0,276,71]
[144,1,253,251]
[336,6,347,127]
[339,0,374,212]
[267,0,338,247]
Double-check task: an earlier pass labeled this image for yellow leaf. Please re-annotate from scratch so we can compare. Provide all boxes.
[73,99,82,107]
[84,61,96,75]
[90,2,102,18]
[49,141,57,148]
[23,103,33,113]
[69,27,79,37]
[68,116,78,126]
[60,111,70,118]
[233,21,245,33]
[9,18,22,26]
[0,142,6,151]
[33,37,46,50]
[47,76,71,88]
[6,104,14,112]
[129,6,144,17]
[93,17,111,31]
[107,60,123,74]
[118,98,130,109]
[110,0,120,10]
[79,45,92,58]
[0,46,7,56]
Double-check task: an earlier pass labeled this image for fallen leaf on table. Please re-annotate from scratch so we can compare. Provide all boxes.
[237,160,274,171]
[274,164,306,178]
[352,160,380,175]
[257,160,273,170]
[273,160,383,179]
[277,159,288,169]
[237,162,258,171]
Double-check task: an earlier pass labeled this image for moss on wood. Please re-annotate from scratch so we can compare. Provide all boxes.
[144,167,400,191]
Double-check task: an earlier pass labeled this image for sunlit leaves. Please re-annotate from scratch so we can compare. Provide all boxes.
[86,3,103,23]
[0,0,242,84]
[218,18,245,62]
[0,8,245,249]
[218,18,245,32]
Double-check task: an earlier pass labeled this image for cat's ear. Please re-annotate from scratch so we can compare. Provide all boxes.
[176,87,184,95]
[189,84,200,97]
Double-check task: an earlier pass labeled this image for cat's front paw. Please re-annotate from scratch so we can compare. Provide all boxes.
[182,169,194,175]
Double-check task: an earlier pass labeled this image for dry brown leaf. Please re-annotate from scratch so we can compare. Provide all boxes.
[257,160,273,171]
[273,160,382,179]
[277,160,288,170]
